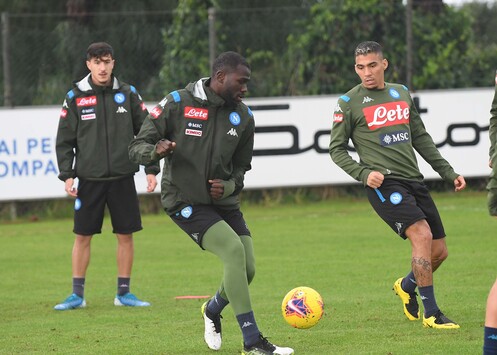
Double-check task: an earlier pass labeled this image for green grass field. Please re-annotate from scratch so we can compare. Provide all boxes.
[0,190,495,354]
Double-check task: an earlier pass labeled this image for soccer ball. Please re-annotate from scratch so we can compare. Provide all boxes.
[281,286,324,329]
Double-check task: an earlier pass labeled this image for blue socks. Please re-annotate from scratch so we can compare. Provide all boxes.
[484,326,497,355]
[207,291,229,315]
[72,277,85,298]
[117,277,130,296]
[208,292,259,347]
[401,273,440,318]
[418,285,439,317]
[401,272,417,294]
[236,311,260,346]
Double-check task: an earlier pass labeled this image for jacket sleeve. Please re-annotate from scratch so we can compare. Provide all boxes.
[129,87,160,175]
[55,96,78,182]
[409,101,459,183]
[329,99,372,185]
[489,83,497,158]
[129,96,171,165]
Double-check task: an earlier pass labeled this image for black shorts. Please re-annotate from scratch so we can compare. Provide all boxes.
[74,176,142,235]
[366,179,445,240]
[170,205,251,249]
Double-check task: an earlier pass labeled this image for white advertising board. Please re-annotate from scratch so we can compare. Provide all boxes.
[0,87,494,201]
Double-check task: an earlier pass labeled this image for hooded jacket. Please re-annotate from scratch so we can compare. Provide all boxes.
[56,73,159,181]
[129,78,255,215]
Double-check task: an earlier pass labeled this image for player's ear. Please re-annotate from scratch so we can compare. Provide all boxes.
[383,58,389,71]
[215,70,226,85]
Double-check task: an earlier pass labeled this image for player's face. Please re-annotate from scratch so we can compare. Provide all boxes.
[218,64,251,106]
[354,52,388,90]
[87,54,115,86]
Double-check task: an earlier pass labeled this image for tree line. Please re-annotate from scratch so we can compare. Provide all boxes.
[0,0,496,107]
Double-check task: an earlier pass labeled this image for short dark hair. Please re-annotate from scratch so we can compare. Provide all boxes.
[354,41,383,57]
[212,51,250,76]
[86,42,114,60]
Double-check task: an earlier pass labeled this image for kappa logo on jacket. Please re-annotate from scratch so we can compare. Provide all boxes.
[362,96,374,103]
[227,128,238,137]
[363,101,410,130]
[116,106,127,114]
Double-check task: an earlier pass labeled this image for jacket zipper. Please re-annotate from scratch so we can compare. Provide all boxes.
[103,90,111,177]
[206,106,217,203]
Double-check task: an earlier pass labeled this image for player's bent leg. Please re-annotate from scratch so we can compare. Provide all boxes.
[405,220,433,287]
[201,222,249,350]
[240,234,256,284]
[202,222,251,315]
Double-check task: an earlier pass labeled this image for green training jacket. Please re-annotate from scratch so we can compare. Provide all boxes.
[128,78,255,215]
[329,82,459,186]
[56,74,159,182]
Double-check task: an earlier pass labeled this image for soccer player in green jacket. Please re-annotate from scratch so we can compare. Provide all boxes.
[329,41,466,329]
[54,42,158,310]
[129,51,293,355]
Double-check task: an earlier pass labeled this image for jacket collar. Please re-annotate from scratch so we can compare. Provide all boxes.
[75,73,120,93]
[188,77,230,107]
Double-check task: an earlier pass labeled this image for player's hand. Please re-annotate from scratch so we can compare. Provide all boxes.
[454,175,466,192]
[366,171,384,189]
[209,179,224,200]
[65,178,77,197]
[156,139,176,158]
[146,174,157,193]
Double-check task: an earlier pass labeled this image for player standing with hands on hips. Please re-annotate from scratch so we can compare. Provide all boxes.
[54,42,158,310]
[329,41,466,329]
[129,51,294,355]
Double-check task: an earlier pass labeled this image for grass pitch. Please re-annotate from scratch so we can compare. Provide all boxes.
[0,190,494,354]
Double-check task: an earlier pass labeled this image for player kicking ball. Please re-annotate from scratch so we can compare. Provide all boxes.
[330,41,466,329]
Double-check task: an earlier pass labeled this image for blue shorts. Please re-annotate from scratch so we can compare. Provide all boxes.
[170,205,251,249]
[366,179,445,240]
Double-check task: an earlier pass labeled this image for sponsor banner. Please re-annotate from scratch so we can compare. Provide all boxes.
[244,88,493,189]
[0,87,493,201]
